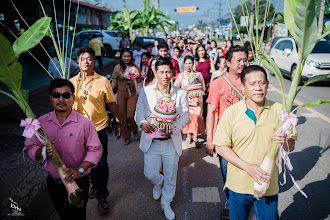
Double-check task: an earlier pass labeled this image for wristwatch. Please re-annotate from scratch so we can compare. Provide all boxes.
[78,167,85,175]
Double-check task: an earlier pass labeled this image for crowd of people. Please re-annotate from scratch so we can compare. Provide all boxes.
[25,35,297,220]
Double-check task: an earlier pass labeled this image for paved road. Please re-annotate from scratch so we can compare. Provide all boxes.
[1,60,329,219]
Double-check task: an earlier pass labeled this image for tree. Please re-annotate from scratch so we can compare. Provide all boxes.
[233,0,275,27]
[133,0,171,35]
[109,0,139,40]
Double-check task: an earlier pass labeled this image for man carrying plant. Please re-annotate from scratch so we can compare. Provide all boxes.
[24,79,102,219]
[70,47,121,213]
[214,65,297,220]
[205,45,248,219]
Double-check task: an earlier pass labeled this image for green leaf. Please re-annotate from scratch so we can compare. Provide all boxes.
[276,12,284,24]
[0,33,16,67]
[13,17,51,56]
[294,0,317,59]
[0,62,23,91]
[284,0,299,38]
[325,21,330,32]
[292,99,330,112]
[296,74,330,96]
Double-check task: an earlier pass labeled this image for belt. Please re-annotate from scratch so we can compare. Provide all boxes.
[153,137,171,141]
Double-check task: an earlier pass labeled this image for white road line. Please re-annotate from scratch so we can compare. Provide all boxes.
[299,113,319,118]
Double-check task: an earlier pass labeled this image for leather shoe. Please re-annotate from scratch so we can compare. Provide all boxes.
[88,187,97,199]
[161,203,175,220]
[98,199,110,213]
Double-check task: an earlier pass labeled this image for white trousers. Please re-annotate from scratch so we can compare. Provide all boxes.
[144,139,179,204]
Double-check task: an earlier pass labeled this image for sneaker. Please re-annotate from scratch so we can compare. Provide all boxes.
[88,187,98,199]
[98,199,110,213]
[161,203,175,220]
[153,175,163,200]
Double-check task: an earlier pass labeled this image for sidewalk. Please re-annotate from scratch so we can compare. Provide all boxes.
[0,59,119,218]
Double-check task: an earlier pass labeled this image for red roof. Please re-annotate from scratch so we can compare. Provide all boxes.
[68,0,112,13]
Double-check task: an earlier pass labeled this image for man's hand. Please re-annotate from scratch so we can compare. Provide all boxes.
[244,164,270,185]
[141,122,156,133]
[205,140,215,156]
[115,120,122,139]
[275,131,286,145]
[161,131,172,139]
[63,167,82,183]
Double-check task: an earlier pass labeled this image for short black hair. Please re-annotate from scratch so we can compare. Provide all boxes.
[244,41,254,51]
[184,55,194,64]
[133,41,141,46]
[92,34,97,38]
[225,45,247,62]
[216,56,225,66]
[77,47,96,60]
[155,56,173,71]
[157,42,169,50]
[49,79,75,94]
[241,65,268,84]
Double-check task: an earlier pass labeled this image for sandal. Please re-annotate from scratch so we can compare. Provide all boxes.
[133,132,140,141]
[220,208,229,220]
[195,141,202,148]
[186,136,192,144]
[98,199,110,213]
[88,187,98,199]
[124,138,131,145]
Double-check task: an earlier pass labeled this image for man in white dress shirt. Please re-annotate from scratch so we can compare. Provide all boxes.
[135,57,189,220]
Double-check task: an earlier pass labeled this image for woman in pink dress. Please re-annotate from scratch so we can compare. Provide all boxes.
[175,56,206,148]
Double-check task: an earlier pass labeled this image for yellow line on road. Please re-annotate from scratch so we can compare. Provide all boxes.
[268,84,330,123]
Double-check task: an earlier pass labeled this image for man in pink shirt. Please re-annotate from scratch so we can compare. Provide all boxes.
[25,79,102,219]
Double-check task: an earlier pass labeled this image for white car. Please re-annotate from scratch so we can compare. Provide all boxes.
[75,30,121,57]
[270,37,330,84]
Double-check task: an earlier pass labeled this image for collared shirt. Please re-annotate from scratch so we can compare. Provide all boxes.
[213,98,298,196]
[207,72,244,120]
[70,72,116,131]
[88,38,104,56]
[25,110,102,179]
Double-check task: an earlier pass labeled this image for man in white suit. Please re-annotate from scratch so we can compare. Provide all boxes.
[135,57,189,220]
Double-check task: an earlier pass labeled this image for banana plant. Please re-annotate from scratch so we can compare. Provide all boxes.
[227,0,330,199]
[0,17,85,207]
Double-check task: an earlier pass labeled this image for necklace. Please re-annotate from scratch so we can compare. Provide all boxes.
[78,78,95,100]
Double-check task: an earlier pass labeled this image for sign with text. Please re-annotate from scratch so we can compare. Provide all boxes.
[176,6,197,13]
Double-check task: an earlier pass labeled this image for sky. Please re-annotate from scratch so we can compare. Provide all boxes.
[107,0,284,28]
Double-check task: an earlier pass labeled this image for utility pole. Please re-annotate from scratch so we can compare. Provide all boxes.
[250,0,255,37]
[317,0,325,37]
[155,0,159,10]
[229,0,233,40]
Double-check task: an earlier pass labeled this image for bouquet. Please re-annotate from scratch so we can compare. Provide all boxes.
[123,65,139,95]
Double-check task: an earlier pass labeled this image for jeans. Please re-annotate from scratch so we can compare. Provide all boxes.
[46,174,89,220]
[219,156,229,208]
[90,128,109,200]
[229,190,279,220]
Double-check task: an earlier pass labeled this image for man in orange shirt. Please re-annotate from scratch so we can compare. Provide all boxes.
[206,45,248,219]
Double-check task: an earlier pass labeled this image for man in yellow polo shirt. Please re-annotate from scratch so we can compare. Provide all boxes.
[70,47,121,213]
[214,65,297,220]
[89,34,105,73]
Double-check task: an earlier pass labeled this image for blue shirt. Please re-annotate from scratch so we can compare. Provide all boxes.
[48,57,79,79]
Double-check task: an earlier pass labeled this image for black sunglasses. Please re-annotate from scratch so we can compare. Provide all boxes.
[51,92,73,99]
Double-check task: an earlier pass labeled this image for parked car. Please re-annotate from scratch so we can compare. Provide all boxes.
[269,37,330,84]
[132,36,166,50]
[74,30,120,57]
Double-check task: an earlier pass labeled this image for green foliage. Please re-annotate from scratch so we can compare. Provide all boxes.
[12,17,51,57]
[292,100,330,112]
[284,0,299,38]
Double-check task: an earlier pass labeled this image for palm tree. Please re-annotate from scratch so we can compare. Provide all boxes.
[109,0,139,40]
[133,0,171,36]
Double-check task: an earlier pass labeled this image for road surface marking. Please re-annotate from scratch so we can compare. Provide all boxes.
[192,187,221,203]
[299,113,319,118]
[269,84,330,123]
[267,88,276,92]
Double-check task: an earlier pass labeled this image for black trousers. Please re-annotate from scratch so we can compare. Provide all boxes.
[46,174,89,220]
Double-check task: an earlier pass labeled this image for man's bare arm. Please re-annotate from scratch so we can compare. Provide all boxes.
[205,103,217,156]
[216,145,270,185]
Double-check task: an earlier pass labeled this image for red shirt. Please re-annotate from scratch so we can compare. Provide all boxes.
[148,56,180,81]
[196,58,211,83]
[206,72,244,120]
